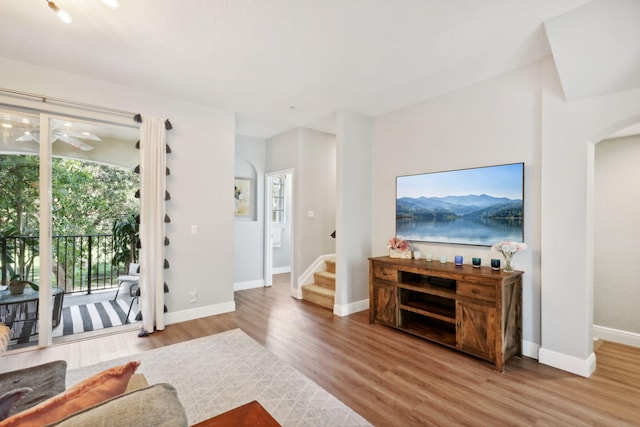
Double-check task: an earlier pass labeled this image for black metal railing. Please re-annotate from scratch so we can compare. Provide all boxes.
[1,234,125,295]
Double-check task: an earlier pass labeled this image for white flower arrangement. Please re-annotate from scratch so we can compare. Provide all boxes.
[491,241,527,272]
[491,241,527,256]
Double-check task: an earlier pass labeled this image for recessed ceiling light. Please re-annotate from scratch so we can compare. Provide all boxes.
[47,1,72,24]
[22,118,30,124]
[1,123,13,128]
[64,122,72,127]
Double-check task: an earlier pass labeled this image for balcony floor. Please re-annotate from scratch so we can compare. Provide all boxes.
[63,287,124,307]
[55,286,140,341]
[6,285,140,351]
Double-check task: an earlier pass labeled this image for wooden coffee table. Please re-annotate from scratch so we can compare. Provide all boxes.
[191,400,280,426]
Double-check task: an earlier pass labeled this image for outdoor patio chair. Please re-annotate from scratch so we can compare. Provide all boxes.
[113,263,139,301]
[126,284,140,324]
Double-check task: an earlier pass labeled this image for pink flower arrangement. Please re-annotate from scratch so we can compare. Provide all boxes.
[388,237,411,251]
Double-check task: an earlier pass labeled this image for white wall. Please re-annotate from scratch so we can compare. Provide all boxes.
[266,128,336,289]
[0,56,237,323]
[544,0,640,101]
[298,129,337,271]
[234,135,265,289]
[335,110,372,314]
[540,56,640,376]
[594,135,640,339]
[372,64,542,354]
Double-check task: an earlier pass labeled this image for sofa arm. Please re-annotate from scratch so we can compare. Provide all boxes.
[50,383,187,427]
[0,360,67,417]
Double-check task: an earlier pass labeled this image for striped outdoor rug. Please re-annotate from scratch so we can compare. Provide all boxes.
[52,300,137,337]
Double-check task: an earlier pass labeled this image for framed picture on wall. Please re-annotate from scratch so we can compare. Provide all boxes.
[234,177,252,218]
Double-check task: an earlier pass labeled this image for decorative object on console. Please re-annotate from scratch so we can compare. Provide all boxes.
[387,237,411,258]
[491,259,501,270]
[454,255,463,265]
[472,257,481,267]
[439,255,447,263]
[491,241,527,272]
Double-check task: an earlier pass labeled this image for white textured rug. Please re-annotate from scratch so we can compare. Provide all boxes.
[67,329,371,426]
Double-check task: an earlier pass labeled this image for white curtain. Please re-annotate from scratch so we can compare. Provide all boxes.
[139,116,167,333]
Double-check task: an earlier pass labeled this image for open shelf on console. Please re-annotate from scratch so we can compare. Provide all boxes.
[400,271,456,290]
[400,311,456,347]
[399,289,455,323]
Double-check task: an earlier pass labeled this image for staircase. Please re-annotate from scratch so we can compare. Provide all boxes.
[301,259,335,310]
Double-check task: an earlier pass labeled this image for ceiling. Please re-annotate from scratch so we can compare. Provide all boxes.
[0,0,592,139]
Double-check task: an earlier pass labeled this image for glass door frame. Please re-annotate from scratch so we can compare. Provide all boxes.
[0,95,138,349]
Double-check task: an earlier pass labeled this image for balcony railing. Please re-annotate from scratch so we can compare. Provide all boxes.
[1,234,125,295]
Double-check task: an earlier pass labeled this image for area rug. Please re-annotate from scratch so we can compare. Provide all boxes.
[67,328,371,426]
[52,300,137,337]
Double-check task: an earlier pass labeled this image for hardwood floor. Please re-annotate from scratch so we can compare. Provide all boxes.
[3,274,640,426]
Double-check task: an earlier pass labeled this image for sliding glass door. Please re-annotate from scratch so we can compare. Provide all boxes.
[0,107,139,350]
[0,109,41,349]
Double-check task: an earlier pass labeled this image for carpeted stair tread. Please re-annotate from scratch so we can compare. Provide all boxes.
[301,284,334,309]
[313,271,336,290]
[324,259,336,274]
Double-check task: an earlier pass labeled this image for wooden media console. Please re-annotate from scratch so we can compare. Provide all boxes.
[369,256,523,371]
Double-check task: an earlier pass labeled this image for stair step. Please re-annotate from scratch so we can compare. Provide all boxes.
[301,284,334,310]
[324,259,336,274]
[313,271,336,290]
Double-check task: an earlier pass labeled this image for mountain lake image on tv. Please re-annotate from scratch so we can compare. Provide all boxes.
[396,163,524,246]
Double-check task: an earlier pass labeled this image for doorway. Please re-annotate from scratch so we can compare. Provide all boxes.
[592,123,640,348]
[264,170,293,289]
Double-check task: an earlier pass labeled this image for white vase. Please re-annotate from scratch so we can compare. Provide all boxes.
[389,248,411,259]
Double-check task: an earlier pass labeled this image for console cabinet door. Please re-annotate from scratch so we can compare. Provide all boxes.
[373,282,397,326]
[456,301,496,361]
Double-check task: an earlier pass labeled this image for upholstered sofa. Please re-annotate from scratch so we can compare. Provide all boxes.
[0,324,187,426]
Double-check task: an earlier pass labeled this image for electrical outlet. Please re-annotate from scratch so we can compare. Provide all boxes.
[189,291,197,303]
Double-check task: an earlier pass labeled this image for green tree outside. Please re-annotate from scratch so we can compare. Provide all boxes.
[0,154,138,288]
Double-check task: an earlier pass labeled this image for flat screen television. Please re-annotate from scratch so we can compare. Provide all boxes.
[395,162,524,246]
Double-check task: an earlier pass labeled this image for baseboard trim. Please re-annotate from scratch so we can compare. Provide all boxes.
[593,325,640,348]
[292,286,302,299]
[522,340,539,360]
[538,347,596,377]
[164,301,236,325]
[334,298,369,317]
[272,266,291,274]
[234,279,265,291]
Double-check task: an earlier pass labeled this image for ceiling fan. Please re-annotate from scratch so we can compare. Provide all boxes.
[17,129,100,151]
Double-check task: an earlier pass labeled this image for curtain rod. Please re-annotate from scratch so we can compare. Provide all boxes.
[0,87,137,117]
